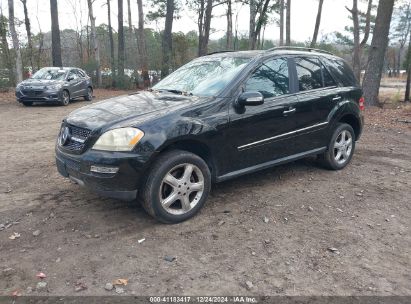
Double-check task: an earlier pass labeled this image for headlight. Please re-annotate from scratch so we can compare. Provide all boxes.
[48,84,63,91]
[92,128,144,151]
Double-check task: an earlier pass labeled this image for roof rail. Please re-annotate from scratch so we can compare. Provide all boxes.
[207,50,236,55]
[266,46,334,56]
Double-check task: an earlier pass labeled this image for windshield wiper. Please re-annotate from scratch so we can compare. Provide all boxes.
[154,88,193,96]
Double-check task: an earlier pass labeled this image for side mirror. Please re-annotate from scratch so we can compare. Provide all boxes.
[237,91,264,107]
[67,76,74,81]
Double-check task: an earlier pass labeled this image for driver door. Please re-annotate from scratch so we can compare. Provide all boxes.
[225,57,299,173]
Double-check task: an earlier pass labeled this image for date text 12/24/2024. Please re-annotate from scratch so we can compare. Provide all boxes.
[149,297,258,303]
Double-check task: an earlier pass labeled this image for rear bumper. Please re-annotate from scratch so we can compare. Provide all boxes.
[55,146,149,201]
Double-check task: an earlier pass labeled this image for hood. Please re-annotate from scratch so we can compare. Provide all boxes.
[65,91,205,130]
[19,78,64,87]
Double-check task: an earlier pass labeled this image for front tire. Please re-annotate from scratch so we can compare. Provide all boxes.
[59,90,70,106]
[140,150,211,223]
[319,123,355,170]
[84,87,93,101]
[22,101,33,106]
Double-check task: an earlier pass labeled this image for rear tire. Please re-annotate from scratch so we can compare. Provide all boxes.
[319,123,355,170]
[22,102,33,106]
[84,87,93,101]
[139,150,211,224]
[59,90,70,106]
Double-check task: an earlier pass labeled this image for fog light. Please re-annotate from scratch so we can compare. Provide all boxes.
[90,165,119,174]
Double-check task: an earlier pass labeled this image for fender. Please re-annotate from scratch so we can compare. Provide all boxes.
[327,98,363,140]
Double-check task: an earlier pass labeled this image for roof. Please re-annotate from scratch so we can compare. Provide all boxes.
[38,67,80,70]
[206,47,338,60]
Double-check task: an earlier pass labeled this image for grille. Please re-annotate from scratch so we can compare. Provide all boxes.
[22,90,43,96]
[63,125,92,152]
[71,126,91,139]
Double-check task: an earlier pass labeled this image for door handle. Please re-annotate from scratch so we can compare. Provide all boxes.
[283,108,296,115]
[333,96,342,101]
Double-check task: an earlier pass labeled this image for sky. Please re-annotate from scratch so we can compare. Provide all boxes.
[0,0,370,43]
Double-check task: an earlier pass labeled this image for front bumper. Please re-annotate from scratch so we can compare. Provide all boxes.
[16,88,62,103]
[55,146,148,201]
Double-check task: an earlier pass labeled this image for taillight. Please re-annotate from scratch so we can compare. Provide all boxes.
[359,97,365,111]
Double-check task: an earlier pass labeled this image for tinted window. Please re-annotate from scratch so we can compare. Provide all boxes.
[245,58,289,98]
[322,57,358,87]
[68,71,78,80]
[76,69,86,77]
[295,57,322,91]
[322,64,337,87]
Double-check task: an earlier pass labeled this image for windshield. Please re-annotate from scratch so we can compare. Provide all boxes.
[153,56,252,96]
[32,68,67,80]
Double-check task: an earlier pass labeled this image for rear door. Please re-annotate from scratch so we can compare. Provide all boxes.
[75,69,88,96]
[290,56,340,151]
[67,70,82,97]
[226,57,300,173]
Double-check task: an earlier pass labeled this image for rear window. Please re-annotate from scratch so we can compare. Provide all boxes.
[321,57,358,87]
[322,64,337,87]
[295,57,323,91]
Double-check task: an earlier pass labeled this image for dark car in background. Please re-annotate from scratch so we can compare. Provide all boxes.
[55,47,364,223]
[16,67,93,106]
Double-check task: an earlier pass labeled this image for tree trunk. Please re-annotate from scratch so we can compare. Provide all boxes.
[8,0,23,83]
[310,0,324,48]
[21,0,33,72]
[279,0,284,46]
[137,0,150,88]
[350,0,361,82]
[199,0,213,56]
[362,0,395,106]
[360,0,373,48]
[249,0,257,49]
[127,0,132,35]
[226,0,233,50]
[118,0,125,86]
[107,0,116,87]
[37,32,44,71]
[50,0,62,67]
[0,11,13,82]
[126,0,132,67]
[198,0,205,56]
[285,0,291,45]
[404,38,411,102]
[350,0,373,82]
[161,0,174,78]
[87,0,102,87]
[254,0,271,50]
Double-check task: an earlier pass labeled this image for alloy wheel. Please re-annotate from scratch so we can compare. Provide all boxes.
[333,130,353,165]
[62,91,70,105]
[87,88,92,100]
[159,163,205,215]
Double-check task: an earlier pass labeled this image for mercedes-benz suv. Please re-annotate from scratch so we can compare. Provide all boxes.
[55,47,364,223]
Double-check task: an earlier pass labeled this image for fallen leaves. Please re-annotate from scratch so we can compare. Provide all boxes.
[9,232,20,240]
[112,278,128,286]
[36,272,46,279]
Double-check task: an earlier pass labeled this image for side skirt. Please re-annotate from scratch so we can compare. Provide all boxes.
[215,147,326,183]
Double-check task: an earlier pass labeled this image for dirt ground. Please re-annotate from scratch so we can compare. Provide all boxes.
[0,89,410,296]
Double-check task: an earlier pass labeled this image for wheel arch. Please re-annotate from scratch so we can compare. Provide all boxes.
[337,113,361,140]
[155,139,216,180]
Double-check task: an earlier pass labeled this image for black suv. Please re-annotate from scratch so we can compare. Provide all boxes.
[56,47,364,223]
